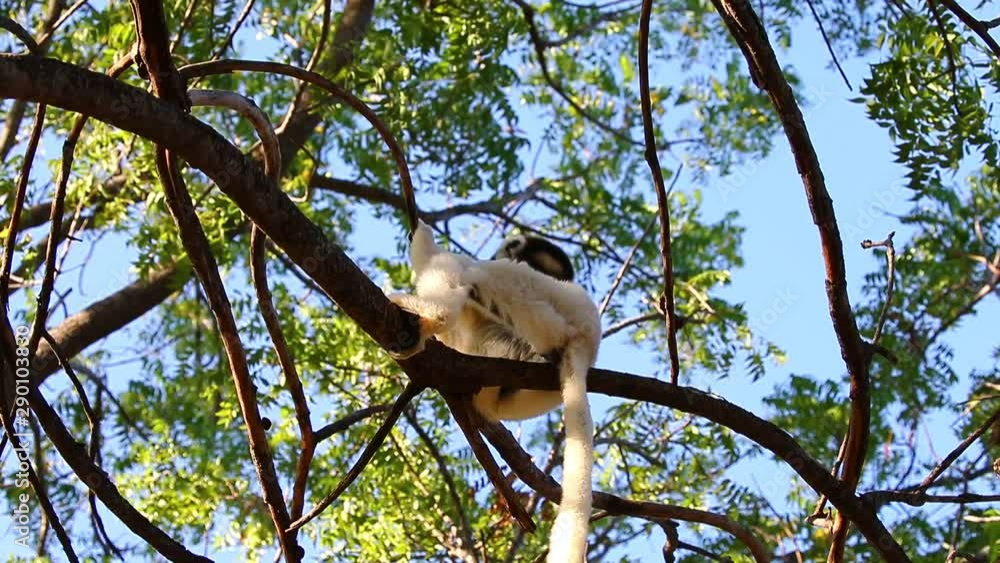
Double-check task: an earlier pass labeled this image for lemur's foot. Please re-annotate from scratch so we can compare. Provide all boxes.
[387,294,446,359]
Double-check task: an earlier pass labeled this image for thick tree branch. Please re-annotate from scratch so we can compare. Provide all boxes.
[0,55,907,561]
[1,53,419,357]
[26,384,211,562]
[709,3,870,560]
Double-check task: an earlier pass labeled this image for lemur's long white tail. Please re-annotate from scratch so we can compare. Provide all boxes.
[547,345,593,562]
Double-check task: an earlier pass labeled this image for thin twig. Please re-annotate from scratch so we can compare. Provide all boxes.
[602,310,662,338]
[804,0,852,90]
[0,103,45,307]
[26,112,71,359]
[927,0,963,116]
[806,432,848,525]
[511,0,639,145]
[937,0,1000,61]
[39,331,98,456]
[311,175,526,225]
[37,0,90,48]
[71,361,151,441]
[288,383,422,530]
[914,406,1000,493]
[209,0,256,59]
[599,216,657,316]
[16,52,132,349]
[251,225,316,522]
[861,231,896,346]
[639,0,680,384]
[42,331,123,559]
[169,0,202,51]
[0,15,53,297]
[156,146,299,560]
[314,404,392,442]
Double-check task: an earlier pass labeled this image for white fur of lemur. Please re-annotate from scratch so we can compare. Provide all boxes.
[389,221,599,562]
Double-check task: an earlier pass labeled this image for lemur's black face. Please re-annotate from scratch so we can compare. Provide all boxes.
[494,235,575,282]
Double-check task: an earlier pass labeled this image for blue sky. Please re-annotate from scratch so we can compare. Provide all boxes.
[3,7,998,562]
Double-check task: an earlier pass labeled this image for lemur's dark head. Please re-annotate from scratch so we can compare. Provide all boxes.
[494,235,575,282]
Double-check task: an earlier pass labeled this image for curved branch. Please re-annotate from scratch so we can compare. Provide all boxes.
[481,420,769,563]
[289,382,421,531]
[708,3,870,559]
[180,59,417,234]
[402,345,910,563]
[639,0,680,384]
[1,55,907,561]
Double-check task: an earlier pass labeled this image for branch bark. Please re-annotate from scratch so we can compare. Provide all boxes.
[0,54,908,562]
[708,3,871,560]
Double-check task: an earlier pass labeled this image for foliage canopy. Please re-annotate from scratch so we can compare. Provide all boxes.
[0,0,999,561]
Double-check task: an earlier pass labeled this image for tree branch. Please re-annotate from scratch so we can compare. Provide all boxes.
[481,420,769,563]
[639,0,680,384]
[937,0,1000,61]
[1,55,908,561]
[708,3,870,559]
